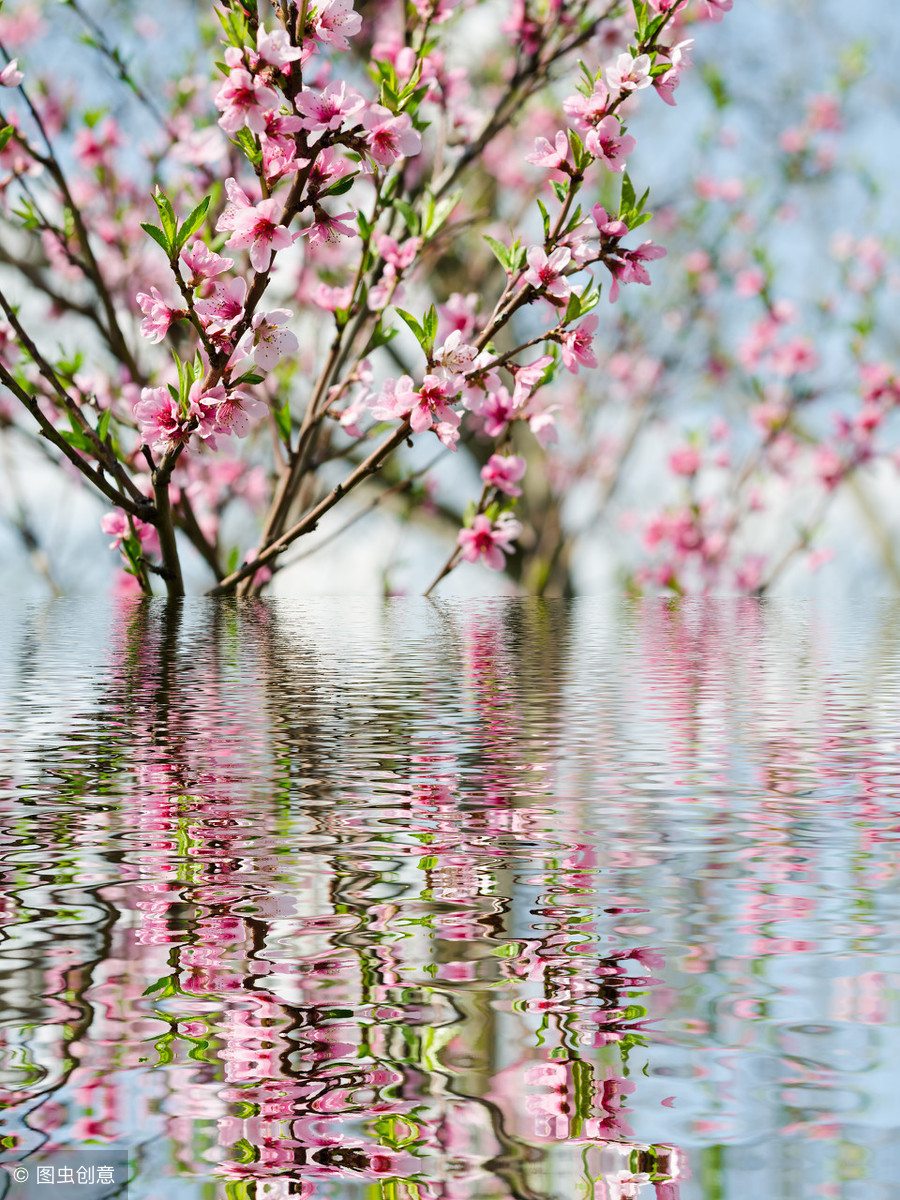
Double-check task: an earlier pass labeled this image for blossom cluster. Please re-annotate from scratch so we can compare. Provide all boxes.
[0,0,737,597]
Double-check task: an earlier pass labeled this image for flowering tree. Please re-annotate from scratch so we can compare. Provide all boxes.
[0,0,731,597]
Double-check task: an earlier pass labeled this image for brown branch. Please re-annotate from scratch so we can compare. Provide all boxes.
[207,420,413,594]
[0,364,152,519]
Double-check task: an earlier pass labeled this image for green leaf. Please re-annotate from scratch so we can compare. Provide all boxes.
[563,290,582,325]
[380,81,400,112]
[59,428,92,452]
[231,127,261,166]
[320,172,357,198]
[12,198,39,230]
[428,189,461,237]
[393,306,425,348]
[97,408,112,441]
[577,60,596,94]
[508,239,527,273]
[491,941,519,958]
[701,64,730,110]
[140,222,170,255]
[0,125,13,152]
[176,195,211,250]
[646,12,669,40]
[399,84,429,113]
[365,323,398,353]
[632,0,648,38]
[483,235,510,272]
[141,974,182,998]
[536,197,550,240]
[462,500,477,528]
[551,179,567,204]
[153,188,177,245]
[393,199,420,236]
[231,1138,257,1165]
[423,304,438,354]
[620,172,636,215]
[274,399,291,443]
[224,1182,254,1200]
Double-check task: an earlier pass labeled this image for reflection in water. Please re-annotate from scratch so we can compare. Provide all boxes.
[0,598,899,1199]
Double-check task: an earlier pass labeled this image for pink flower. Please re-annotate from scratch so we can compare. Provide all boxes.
[605,241,667,302]
[481,454,527,497]
[669,445,701,476]
[562,81,610,134]
[525,131,569,169]
[735,266,765,297]
[440,292,479,340]
[528,409,558,447]
[560,315,598,373]
[186,382,227,443]
[814,445,844,490]
[303,207,357,248]
[136,287,178,343]
[261,139,306,186]
[214,387,268,438]
[101,510,150,549]
[133,386,191,452]
[408,377,460,436]
[860,363,900,406]
[523,246,571,300]
[362,105,422,166]
[312,283,354,311]
[593,205,629,239]
[370,374,418,422]
[216,178,294,272]
[376,234,420,272]
[412,0,460,22]
[478,387,517,436]
[605,53,652,94]
[434,330,477,377]
[585,117,635,172]
[457,512,522,571]
[338,389,369,437]
[259,109,305,151]
[0,59,23,87]
[654,39,694,107]
[699,0,733,20]
[295,81,364,132]
[248,309,299,371]
[214,68,278,135]
[372,374,461,447]
[305,145,350,195]
[73,118,122,168]
[314,0,362,50]
[194,277,247,335]
[255,24,305,68]
[769,337,818,377]
[180,240,233,282]
[511,354,553,404]
[460,352,501,411]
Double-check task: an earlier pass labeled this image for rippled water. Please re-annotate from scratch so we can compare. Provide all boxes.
[1,597,899,1200]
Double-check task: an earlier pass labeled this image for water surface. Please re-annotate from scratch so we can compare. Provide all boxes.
[1,598,898,1199]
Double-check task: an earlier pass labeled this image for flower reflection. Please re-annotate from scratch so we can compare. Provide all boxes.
[0,598,898,1198]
